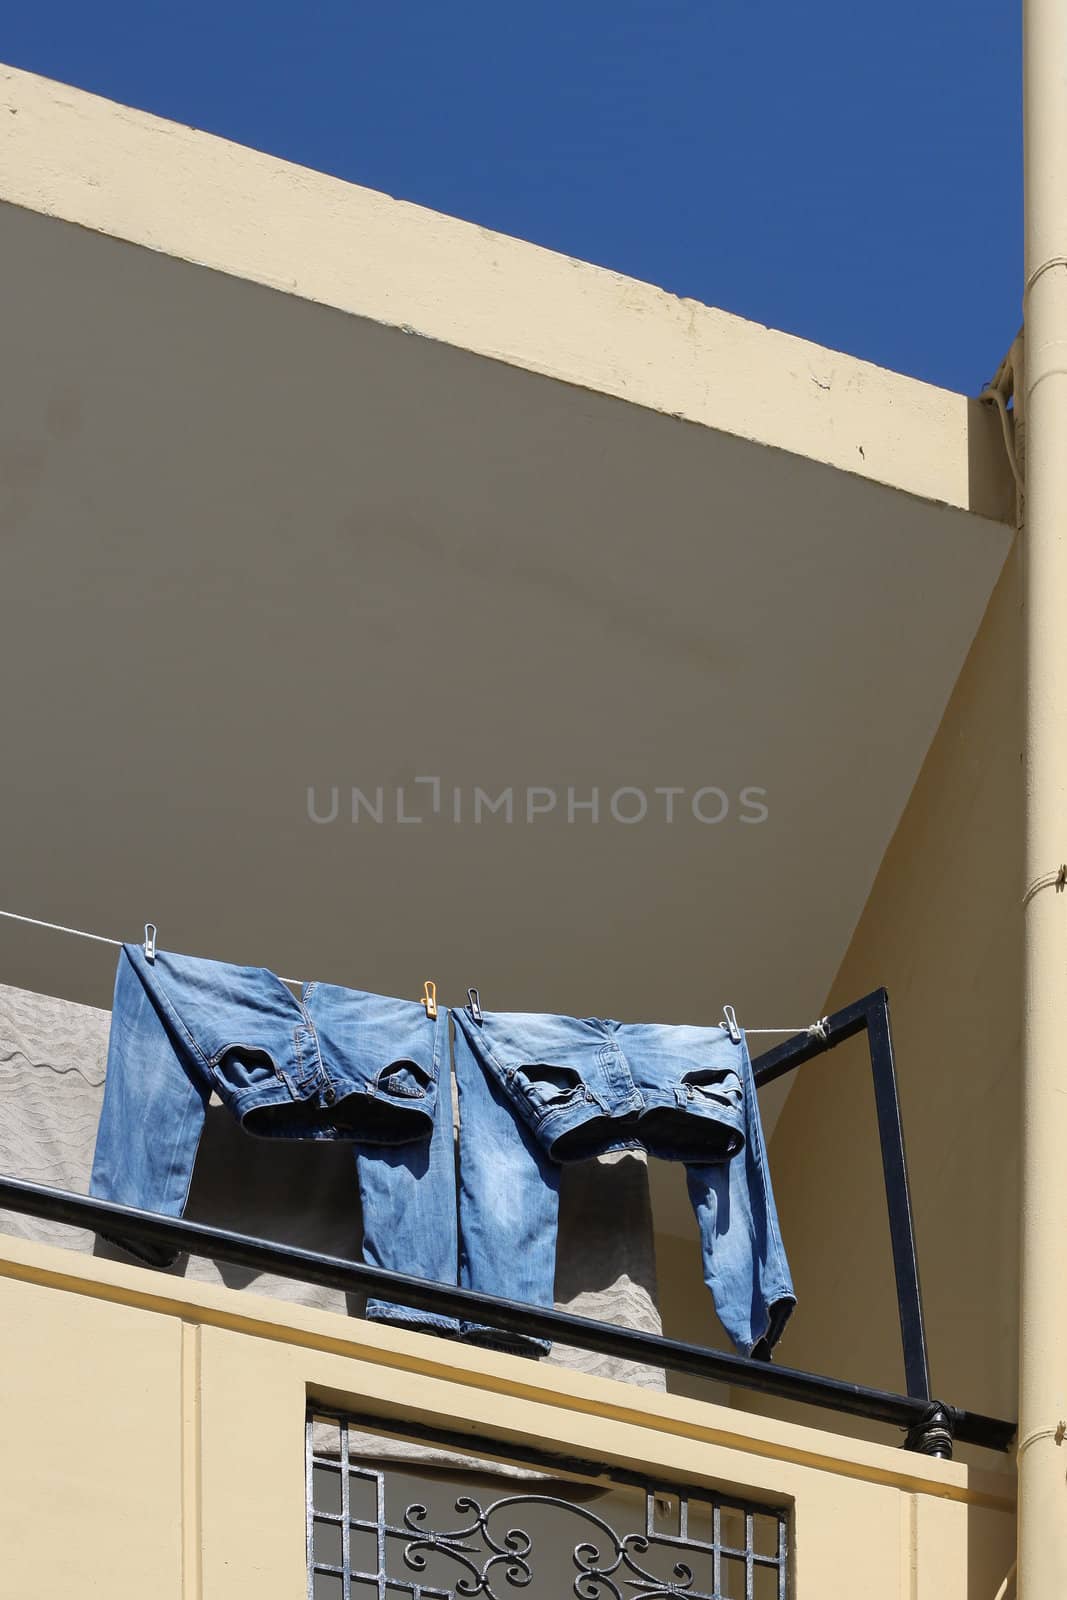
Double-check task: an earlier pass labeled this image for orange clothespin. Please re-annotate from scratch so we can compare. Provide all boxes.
[422,980,438,1021]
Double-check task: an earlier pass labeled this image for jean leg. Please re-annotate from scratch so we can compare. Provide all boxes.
[89,947,211,1266]
[355,1019,460,1338]
[685,1034,795,1358]
[452,1011,559,1356]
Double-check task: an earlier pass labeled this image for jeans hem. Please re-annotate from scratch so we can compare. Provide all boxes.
[460,1324,551,1359]
[365,1305,461,1337]
[95,1229,181,1271]
[738,1292,797,1361]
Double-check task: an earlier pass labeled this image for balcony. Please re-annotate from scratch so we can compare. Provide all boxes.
[0,1208,1016,1598]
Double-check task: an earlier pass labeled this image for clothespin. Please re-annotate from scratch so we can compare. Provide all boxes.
[421,980,438,1021]
[721,1004,741,1045]
[467,987,483,1025]
[144,923,157,963]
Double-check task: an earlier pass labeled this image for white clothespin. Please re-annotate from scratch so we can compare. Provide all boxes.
[721,1004,741,1045]
[421,980,438,1021]
[467,987,483,1025]
[144,923,157,963]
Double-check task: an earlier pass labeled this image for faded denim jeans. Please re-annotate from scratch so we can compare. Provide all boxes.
[452,1005,794,1357]
[91,949,794,1358]
[89,945,459,1335]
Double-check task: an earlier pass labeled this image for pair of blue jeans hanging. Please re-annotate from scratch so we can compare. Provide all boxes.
[89,944,458,1335]
[452,1003,794,1358]
[91,948,794,1357]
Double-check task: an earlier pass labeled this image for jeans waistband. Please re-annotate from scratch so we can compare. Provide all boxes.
[451,1004,747,1163]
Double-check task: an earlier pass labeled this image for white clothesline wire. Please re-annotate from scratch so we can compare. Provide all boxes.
[0,908,123,948]
[0,907,829,1038]
[0,907,305,988]
[746,1024,830,1038]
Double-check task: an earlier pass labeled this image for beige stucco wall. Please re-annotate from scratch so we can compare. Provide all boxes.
[0,1276,185,1594]
[0,1232,1015,1599]
[755,538,1023,1447]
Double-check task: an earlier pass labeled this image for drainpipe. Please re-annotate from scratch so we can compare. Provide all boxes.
[1019,0,1067,1592]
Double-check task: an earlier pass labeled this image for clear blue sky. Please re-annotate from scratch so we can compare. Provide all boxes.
[4,2,1020,394]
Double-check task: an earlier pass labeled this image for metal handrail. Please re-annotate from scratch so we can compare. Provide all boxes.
[0,1173,1014,1456]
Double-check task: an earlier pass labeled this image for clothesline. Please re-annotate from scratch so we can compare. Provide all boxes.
[0,907,305,988]
[0,906,828,1038]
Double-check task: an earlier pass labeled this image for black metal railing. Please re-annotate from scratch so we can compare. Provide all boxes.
[0,984,1014,1460]
[751,988,928,1402]
[0,1171,1014,1458]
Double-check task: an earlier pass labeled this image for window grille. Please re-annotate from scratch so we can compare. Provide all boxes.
[308,1407,789,1600]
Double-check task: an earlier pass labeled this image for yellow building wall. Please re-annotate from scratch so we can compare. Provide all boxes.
[760,540,1023,1443]
[0,1235,1015,1599]
[0,1277,184,1595]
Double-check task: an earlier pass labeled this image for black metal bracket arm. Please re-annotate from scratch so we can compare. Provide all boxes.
[752,988,930,1406]
[0,1173,1016,1455]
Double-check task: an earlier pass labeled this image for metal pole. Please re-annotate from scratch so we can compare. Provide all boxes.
[0,1172,1016,1452]
[753,991,930,1401]
[865,994,930,1401]
[1019,0,1067,1588]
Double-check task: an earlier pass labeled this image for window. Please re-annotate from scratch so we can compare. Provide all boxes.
[308,1407,789,1599]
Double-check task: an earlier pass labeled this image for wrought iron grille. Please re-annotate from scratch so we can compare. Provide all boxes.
[308,1409,789,1600]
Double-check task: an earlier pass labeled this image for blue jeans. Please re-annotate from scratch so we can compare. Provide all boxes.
[452,1006,794,1357]
[91,949,794,1357]
[89,945,459,1335]
[453,1017,558,1357]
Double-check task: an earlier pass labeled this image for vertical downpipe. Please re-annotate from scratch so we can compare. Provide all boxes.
[1019,1,1067,1592]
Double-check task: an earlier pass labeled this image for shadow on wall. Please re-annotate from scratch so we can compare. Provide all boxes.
[750,541,1024,1456]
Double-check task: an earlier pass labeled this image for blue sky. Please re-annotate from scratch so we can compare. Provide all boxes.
[4,2,1020,394]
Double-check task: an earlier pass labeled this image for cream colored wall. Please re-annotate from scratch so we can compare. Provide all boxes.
[0,1232,1015,1599]
[0,1277,184,1596]
[754,540,1023,1446]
